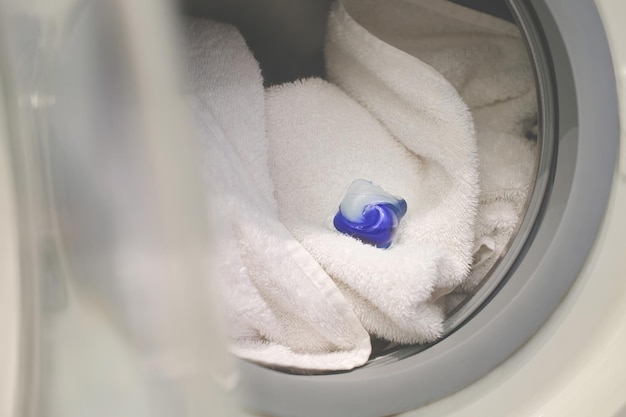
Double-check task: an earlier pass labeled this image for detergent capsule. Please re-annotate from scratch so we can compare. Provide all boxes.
[333,179,407,249]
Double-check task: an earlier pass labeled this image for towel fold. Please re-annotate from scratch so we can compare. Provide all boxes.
[184,19,371,371]
[267,6,480,342]
[327,0,539,302]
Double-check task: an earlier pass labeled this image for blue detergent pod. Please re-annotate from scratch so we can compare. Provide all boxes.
[333,179,407,249]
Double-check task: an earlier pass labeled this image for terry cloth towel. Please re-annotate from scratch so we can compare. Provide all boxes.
[325,0,539,302]
[266,49,479,342]
[183,18,371,371]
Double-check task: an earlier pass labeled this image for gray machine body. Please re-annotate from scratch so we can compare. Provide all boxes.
[231,0,620,416]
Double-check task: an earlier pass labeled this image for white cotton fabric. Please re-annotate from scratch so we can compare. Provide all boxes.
[327,0,539,301]
[184,18,371,371]
[181,0,539,370]
[267,16,480,342]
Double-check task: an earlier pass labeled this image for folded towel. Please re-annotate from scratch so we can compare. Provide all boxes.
[184,19,371,371]
[326,0,539,303]
[266,62,479,343]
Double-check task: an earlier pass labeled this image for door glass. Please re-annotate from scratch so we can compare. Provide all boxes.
[0,0,236,416]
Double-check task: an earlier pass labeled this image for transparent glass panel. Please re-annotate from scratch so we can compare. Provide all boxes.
[0,0,236,416]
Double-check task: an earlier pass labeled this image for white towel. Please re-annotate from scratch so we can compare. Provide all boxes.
[184,19,371,371]
[326,0,539,301]
[267,40,479,343]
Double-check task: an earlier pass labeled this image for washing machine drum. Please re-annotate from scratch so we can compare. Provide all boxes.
[179,0,617,416]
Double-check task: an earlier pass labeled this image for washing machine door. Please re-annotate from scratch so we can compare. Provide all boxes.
[0,1,238,416]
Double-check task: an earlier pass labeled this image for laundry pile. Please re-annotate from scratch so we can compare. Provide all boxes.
[183,0,538,371]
